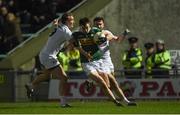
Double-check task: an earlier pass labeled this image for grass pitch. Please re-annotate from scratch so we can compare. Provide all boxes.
[0,100,180,114]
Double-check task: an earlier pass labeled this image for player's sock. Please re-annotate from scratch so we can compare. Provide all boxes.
[60,96,67,105]
[60,96,72,108]
[123,97,130,103]
[25,83,34,99]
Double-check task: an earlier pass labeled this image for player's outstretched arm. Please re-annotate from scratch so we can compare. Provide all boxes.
[109,29,130,43]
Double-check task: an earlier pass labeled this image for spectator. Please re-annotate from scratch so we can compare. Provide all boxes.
[0,0,4,7]
[0,0,2,5]
[57,44,82,72]
[0,2,4,46]
[144,42,155,78]
[122,37,143,78]
[153,39,171,78]
[57,50,69,72]
[67,43,82,71]
[30,0,55,32]
[0,6,8,30]
[3,12,22,52]
[7,0,18,15]
[0,6,9,54]
[47,0,58,19]
[0,29,2,54]
[16,0,32,24]
[0,0,82,54]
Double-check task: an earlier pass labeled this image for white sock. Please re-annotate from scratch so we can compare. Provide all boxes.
[123,97,130,103]
[60,96,67,105]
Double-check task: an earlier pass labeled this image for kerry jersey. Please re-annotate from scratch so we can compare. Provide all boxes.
[72,28,100,63]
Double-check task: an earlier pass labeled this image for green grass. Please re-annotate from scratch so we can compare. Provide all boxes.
[0,100,180,114]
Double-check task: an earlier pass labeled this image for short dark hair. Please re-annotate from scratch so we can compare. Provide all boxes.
[79,17,91,26]
[61,13,73,24]
[93,17,104,23]
[128,37,138,43]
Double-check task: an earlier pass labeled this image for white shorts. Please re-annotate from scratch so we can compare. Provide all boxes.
[101,58,114,74]
[39,53,60,69]
[99,63,111,74]
[81,59,103,75]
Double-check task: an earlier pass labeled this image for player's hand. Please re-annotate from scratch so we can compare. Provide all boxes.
[53,19,59,27]
[112,35,124,42]
[122,29,130,36]
[85,52,93,62]
[116,36,122,40]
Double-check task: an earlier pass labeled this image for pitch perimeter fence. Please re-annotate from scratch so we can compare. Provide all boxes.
[0,68,180,102]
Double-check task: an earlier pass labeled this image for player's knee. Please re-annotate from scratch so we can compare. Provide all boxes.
[98,78,108,88]
[62,75,68,81]
[58,74,68,81]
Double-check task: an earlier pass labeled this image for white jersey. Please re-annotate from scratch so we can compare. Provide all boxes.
[101,30,116,59]
[99,30,115,72]
[40,24,72,58]
[39,24,72,69]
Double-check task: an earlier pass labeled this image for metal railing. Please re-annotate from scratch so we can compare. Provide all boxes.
[1,68,180,102]
[115,68,180,78]
[1,68,179,79]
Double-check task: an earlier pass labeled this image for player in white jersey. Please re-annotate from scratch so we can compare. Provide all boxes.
[98,30,115,74]
[25,13,74,107]
[91,17,137,106]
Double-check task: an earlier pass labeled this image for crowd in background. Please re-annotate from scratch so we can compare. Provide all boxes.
[0,0,82,54]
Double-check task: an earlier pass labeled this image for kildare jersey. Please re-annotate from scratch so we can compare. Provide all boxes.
[40,24,72,58]
[72,28,101,63]
[96,30,113,59]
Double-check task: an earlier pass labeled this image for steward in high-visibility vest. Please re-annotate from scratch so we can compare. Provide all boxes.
[57,51,69,71]
[154,39,171,77]
[122,37,143,78]
[67,46,82,71]
[144,42,155,78]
